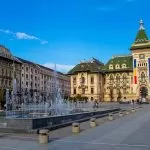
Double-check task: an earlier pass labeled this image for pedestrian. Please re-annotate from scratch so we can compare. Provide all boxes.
[137,99,139,105]
[132,99,135,108]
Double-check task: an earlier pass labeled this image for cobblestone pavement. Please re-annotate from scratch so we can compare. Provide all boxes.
[0,104,148,150]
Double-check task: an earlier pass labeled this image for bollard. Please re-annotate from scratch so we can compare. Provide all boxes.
[136,107,140,111]
[39,129,49,144]
[72,122,80,133]
[108,113,114,121]
[119,112,124,117]
[90,118,97,128]
[131,109,135,113]
[125,111,129,115]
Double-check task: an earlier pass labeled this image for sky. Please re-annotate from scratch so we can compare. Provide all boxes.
[0,0,150,72]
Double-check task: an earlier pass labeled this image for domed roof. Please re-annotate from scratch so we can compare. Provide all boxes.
[0,45,13,59]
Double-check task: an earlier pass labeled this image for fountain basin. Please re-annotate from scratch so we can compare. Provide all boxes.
[0,108,120,133]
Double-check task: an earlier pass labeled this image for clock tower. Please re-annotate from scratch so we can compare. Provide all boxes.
[130,20,150,100]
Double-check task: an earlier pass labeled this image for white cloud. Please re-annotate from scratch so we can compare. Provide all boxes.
[0,29,48,44]
[40,40,48,44]
[0,29,13,34]
[16,32,39,40]
[44,63,74,73]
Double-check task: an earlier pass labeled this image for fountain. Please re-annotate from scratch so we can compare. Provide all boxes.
[5,64,86,118]
[1,65,120,133]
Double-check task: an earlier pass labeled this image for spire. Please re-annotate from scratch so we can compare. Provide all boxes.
[139,19,145,30]
[134,19,148,43]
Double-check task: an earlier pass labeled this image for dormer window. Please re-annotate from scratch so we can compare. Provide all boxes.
[115,64,120,69]
[122,64,126,68]
[109,64,113,69]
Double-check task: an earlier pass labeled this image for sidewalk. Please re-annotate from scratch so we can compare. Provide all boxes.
[0,105,149,150]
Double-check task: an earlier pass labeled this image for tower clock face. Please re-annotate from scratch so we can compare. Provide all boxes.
[139,54,145,59]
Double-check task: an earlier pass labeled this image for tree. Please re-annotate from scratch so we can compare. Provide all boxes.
[68,94,88,102]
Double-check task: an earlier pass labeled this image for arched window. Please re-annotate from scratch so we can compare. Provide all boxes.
[80,75,85,84]
[115,64,120,69]
[110,74,113,84]
[116,74,120,84]
[122,64,126,68]
[123,74,127,83]
[81,77,85,83]
[141,72,146,82]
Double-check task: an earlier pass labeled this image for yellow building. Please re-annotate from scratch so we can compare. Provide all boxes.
[103,55,133,101]
[68,58,104,101]
[69,20,150,102]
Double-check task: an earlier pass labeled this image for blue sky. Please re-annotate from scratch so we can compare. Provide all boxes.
[0,0,150,72]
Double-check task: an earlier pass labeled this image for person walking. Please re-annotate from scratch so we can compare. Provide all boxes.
[132,99,135,108]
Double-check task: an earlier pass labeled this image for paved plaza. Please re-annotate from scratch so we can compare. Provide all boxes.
[0,105,150,150]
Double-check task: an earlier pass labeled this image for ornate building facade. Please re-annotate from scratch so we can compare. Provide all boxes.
[68,58,104,100]
[0,45,22,108]
[69,20,150,102]
[0,46,70,108]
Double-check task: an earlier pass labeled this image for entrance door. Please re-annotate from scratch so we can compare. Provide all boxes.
[140,87,148,98]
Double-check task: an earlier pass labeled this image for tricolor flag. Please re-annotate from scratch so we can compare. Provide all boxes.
[133,59,137,84]
[148,58,150,82]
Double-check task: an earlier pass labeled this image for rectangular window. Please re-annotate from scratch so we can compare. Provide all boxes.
[73,77,76,84]
[73,88,76,94]
[123,89,127,94]
[91,77,94,84]
[35,76,37,81]
[26,82,28,87]
[9,71,11,77]
[82,88,85,94]
[91,88,94,94]
[1,79,3,85]
[9,81,11,86]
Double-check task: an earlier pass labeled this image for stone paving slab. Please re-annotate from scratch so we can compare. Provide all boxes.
[0,105,148,150]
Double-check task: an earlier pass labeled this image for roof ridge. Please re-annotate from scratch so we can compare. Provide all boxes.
[112,55,132,58]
